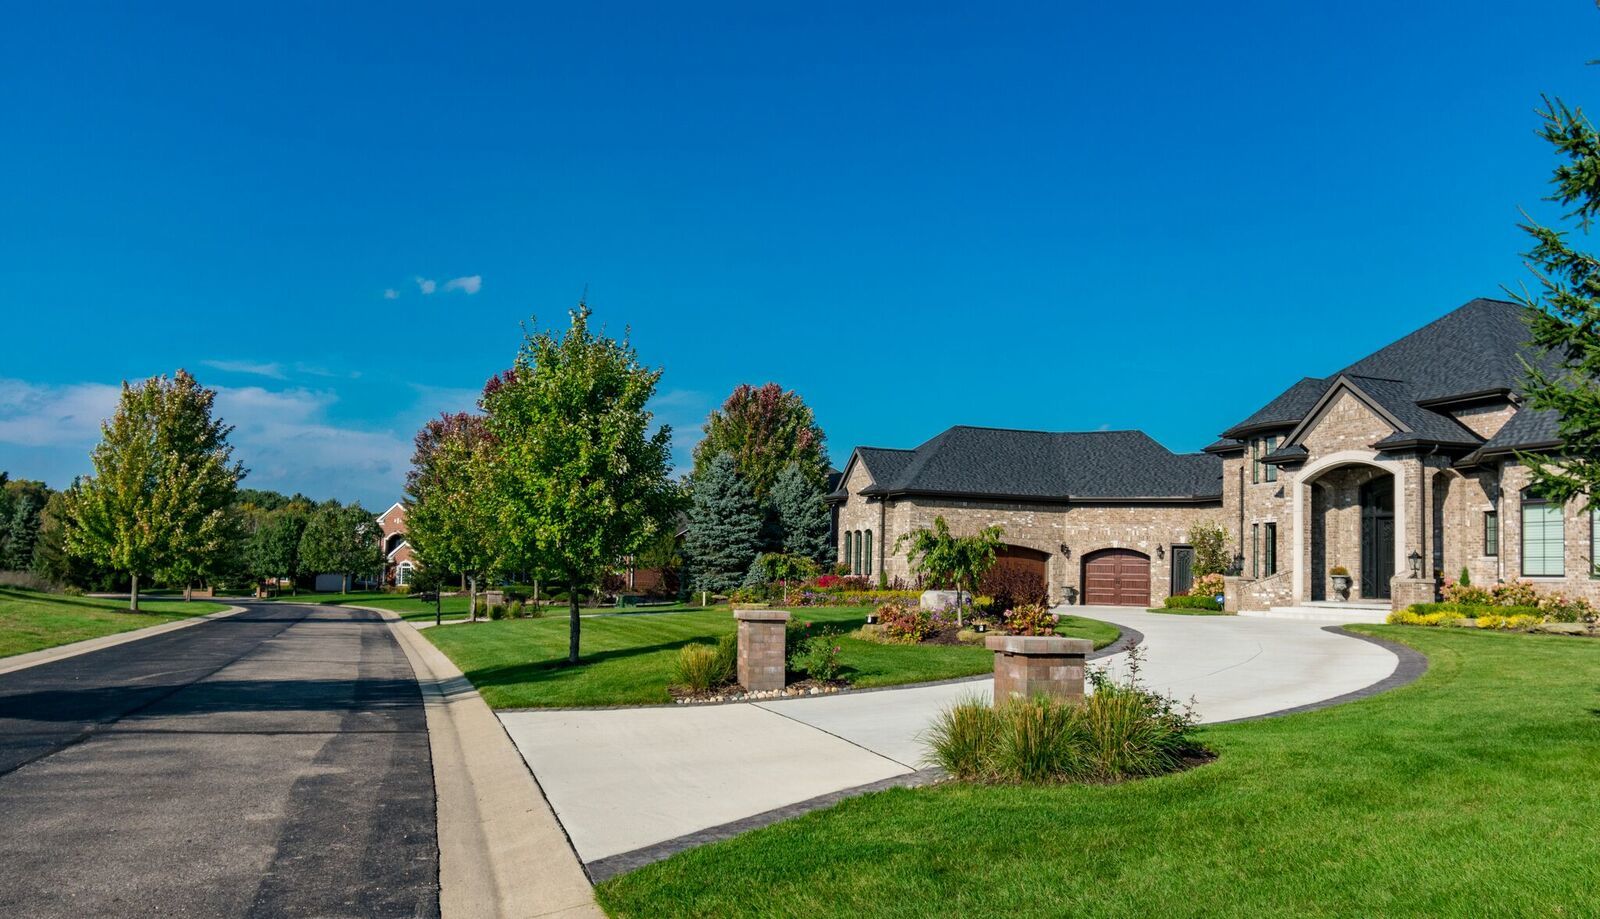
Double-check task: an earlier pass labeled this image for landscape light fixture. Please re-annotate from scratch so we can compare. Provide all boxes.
[1408,550,1423,579]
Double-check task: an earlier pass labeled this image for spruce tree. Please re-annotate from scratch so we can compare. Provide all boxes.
[684,453,763,593]
[769,461,832,563]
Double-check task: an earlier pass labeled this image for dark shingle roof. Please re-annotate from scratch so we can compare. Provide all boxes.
[1224,298,1558,453]
[847,426,1222,502]
[1459,406,1562,465]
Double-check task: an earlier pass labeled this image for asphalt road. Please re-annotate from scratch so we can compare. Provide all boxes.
[0,603,439,918]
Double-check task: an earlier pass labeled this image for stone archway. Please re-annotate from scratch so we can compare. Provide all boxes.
[1293,450,1410,604]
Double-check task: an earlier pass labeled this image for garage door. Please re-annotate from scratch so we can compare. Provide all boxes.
[1082,549,1150,607]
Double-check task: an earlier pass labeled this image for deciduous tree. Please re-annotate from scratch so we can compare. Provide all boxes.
[405,412,503,620]
[690,383,829,500]
[298,502,383,593]
[895,516,1003,627]
[484,305,677,663]
[63,371,244,611]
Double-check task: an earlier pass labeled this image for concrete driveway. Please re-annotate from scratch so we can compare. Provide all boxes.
[498,606,1401,873]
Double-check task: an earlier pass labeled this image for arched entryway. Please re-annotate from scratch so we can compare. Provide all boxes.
[980,545,1050,606]
[1081,548,1150,607]
[1296,450,1408,604]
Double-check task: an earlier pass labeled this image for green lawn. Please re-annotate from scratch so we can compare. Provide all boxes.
[595,626,1600,918]
[1146,606,1232,616]
[425,606,1120,708]
[0,587,228,658]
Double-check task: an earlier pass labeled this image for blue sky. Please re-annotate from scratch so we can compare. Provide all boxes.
[2,2,1598,508]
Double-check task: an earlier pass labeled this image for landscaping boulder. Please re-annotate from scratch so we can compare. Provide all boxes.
[920,589,970,610]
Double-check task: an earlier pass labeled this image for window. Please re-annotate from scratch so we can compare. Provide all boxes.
[1483,510,1498,557]
[854,530,864,575]
[844,531,853,570]
[1251,440,1260,484]
[1263,522,1278,576]
[864,530,873,575]
[1593,510,1599,578]
[1251,523,1260,578]
[1263,437,1279,483]
[1521,491,1564,577]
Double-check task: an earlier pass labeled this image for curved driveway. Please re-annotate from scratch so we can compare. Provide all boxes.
[499,605,1400,873]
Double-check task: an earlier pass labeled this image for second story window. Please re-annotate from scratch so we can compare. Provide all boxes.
[1263,436,1279,483]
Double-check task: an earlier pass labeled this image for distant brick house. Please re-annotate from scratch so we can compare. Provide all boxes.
[377,502,416,586]
[832,298,1595,614]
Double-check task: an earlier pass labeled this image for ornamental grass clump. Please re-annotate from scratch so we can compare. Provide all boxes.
[673,634,738,692]
[924,648,1202,784]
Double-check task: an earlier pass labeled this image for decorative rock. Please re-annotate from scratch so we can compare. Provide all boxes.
[734,608,791,691]
[985,634,1093,702]
[920,589,971,610]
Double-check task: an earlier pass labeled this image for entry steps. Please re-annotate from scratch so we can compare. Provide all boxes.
[1241,600,1391,625]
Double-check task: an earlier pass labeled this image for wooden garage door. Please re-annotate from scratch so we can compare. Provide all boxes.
[1082,549,1150,607]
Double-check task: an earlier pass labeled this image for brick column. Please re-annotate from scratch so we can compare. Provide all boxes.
[735,608,791,691]
[1389,577,1437,613]
[985,635,1093,702]
[1222,576,1245,613]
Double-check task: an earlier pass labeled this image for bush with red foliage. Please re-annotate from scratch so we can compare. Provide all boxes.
[980,565,1049,611]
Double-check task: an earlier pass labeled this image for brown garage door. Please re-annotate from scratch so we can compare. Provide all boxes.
[1082,549,1150,607]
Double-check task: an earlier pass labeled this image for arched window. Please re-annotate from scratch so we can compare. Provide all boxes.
[854,530,864,575]
[1522,488,1564,577]
[864,530,873,575]
[843,531,853,571]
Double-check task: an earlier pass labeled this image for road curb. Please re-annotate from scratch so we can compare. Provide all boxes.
[0,603,250,676]
[379,609,603,919]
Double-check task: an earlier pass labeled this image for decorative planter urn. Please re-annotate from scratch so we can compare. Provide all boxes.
[1331,574,1352,600]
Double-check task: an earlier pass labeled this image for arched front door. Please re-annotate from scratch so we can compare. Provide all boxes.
[1360,477,1395,599]
[1082,548,1151,607]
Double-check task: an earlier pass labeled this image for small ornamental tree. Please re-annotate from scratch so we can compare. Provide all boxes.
[405,412,503,620]
[1188,523,1231,578]
[63,371,244,611]
[1517,96,1600,507]
[484,305,677,664]
[769,461,833,564]
[690,383,829,500]
[684,453,764,594]
[895,516,1003,627]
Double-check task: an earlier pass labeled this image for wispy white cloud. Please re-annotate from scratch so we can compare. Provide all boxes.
[443,275,482,295]
[0,378,411,507]
[201,359,287,380]
[408,383,484,420]
[0,378,120,447]
[415,276,437,295]
[383,288,399,300]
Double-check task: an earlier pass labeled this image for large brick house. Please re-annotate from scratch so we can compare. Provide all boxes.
[832,298,1589,614]
[377,502,416,586]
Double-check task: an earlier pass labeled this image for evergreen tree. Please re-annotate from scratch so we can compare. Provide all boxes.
[769,461,833,563]
[684,453,763,593]
[63,370,244,611]
[1520,96,1600,505]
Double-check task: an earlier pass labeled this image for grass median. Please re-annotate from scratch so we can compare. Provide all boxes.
[424,606,1119,709]
[0,587,228,658]
[595,626,1600,918]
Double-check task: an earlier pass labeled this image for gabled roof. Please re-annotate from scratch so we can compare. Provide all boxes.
[838,426,1222,503]
[1222,298,1554,455]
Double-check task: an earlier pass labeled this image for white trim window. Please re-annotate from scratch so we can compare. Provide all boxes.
[1521,490,1564,577]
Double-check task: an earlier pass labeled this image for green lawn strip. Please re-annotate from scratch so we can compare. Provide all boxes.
[595,626,1600,918]
[425,606,1120,708]
[1145,606,1232,616]
[0,587,228,658]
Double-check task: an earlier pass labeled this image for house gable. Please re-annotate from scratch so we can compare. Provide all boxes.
[1293,384,1399,456]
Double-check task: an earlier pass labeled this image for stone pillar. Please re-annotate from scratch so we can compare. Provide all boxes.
[1389,577,1437,613]
[735,608,791,691]
[985,635,1093,702]
[1222,576,1245,613]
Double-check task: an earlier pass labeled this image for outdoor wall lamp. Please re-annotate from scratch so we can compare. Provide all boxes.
[1156,545,1165,560]
[1408,550,1423,579]
[1059,544,1071,557]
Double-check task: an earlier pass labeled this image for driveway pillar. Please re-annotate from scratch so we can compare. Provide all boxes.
[985,635,1093,702]
[734,609,790,691]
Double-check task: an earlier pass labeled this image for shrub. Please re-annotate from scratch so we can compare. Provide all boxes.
[815,574,842,589]
[1187,573,1225,599]
[487,603,506,621]
[712,632,737,682]
[1442,581,1493,606]
[507,600,525,618]
[793,634,843,681]
[924,648,1200,784]
[674,637,737,692]
[1387,608,1461,627]
[877,602,935,642]
[1164,594,1223,611]
[980,566,1049,612]
[1491,580,1539,607]
[1476,613,1542,631]
[1328,565,1350,577]
[1003,603,1056,636]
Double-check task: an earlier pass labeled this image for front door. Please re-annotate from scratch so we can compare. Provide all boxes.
[1170,545,1194,596]
[1360,477,1395,599]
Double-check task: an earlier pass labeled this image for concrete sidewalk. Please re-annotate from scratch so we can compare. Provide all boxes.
[498,606,1401,871]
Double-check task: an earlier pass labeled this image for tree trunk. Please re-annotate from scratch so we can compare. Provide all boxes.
[129,573,140,613]
[184,583,192,602]
[533,580,539,609]
[469,576,478,622]
[567,580,581,664]
[956,577,964,628]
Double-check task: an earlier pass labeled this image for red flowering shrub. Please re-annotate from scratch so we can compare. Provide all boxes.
[1003,603,1056,636]
[877,601,935,642]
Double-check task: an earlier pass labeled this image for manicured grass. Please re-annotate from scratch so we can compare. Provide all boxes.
[0,587,228,658]
[425,606,1120,708]
[1146,606,1233,616]
[595,626,1600,918]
